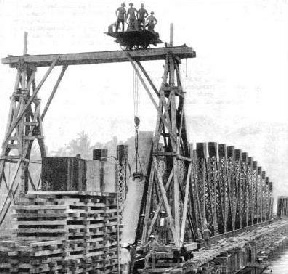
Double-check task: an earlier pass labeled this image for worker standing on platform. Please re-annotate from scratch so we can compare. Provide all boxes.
[146,11,157,31]
[137,3,148,30]
[116,3,127,32]
[127,3,138,30]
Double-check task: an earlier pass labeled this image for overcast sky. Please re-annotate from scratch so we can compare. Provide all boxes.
[0,0,287,196]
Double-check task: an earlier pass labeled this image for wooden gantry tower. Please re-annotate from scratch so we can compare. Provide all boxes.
[138,52,194,248]
[0,45,196,240]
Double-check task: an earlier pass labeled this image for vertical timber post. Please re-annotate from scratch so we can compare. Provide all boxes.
[170,23,174,47]
[24,32,28,55]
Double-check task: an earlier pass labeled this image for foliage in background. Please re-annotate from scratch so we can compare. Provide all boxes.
[51,131,118,160]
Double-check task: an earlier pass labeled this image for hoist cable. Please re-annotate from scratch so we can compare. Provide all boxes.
[132,66,142,174]
[133,69,139,117]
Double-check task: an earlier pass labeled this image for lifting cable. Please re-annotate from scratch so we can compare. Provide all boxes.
[133,68,142,177]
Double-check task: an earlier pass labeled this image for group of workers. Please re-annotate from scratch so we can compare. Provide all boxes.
[115,3,157,32]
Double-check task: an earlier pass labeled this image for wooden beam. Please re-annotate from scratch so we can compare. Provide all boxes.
[24,32,28,55]
[141,168,155,244]
[180,163,192,244]
[2,46,196,68]
[135,61,159,97]
[41,65,68,120]
[126,53,158,109]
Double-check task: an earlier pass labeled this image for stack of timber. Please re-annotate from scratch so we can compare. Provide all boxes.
[0,191,120,274]
[0,239,64,273]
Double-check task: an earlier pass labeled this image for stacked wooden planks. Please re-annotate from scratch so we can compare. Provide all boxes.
[0,191,120,274]
[0,239,65,273]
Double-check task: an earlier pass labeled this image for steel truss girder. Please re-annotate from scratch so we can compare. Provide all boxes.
[217,145,229,234]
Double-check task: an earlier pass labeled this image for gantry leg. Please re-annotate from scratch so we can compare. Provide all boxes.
[128,54,194,249]
[0,59,67,227]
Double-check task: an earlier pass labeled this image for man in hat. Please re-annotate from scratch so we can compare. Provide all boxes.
[146,11,157,31]
[137,3,148,30]
[116,3,126,32]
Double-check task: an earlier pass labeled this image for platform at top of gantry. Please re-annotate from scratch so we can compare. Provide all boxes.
[1,45,196,68]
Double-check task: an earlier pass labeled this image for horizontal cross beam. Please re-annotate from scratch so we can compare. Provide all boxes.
[2,46,196,68]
